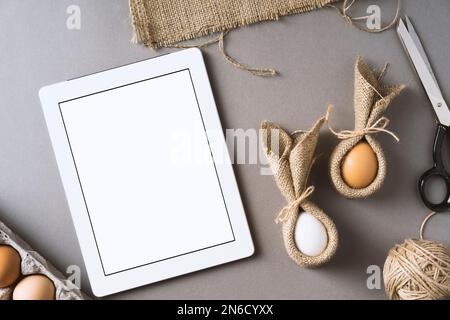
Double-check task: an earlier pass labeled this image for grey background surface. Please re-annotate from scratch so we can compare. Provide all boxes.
[1,0,450,300]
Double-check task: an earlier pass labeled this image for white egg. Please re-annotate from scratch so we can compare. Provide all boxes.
[294,212,328,256]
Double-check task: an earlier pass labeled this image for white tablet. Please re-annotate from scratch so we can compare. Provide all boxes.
[39,48,254,297]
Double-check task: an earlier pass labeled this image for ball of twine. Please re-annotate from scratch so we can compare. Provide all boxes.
[383,213,450,300]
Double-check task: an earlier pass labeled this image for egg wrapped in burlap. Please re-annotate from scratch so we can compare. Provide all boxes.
[383,239,450,300]
[329,57,405,199]
[261,114,338,267]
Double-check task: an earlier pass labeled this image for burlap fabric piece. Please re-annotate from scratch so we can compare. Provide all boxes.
[329,57,405,199]
[129,0,337,48]
[262,115,338,267]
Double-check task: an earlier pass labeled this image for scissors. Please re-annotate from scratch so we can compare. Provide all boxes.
[397,16,450,212]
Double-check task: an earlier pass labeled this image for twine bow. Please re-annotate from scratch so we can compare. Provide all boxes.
[330,117,399,142]
[275,186,315,224]
[326,105,400,142]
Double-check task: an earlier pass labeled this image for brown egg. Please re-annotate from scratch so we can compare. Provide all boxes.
[0,245,21,288]
[12,274,55,300]
[341,141,378,189]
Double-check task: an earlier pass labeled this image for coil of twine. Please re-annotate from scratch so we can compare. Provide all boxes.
[383,212,450,300]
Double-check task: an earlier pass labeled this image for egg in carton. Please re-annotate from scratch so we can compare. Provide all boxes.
[0,220,88,300]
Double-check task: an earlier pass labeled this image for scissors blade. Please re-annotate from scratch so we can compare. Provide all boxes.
[397,16,450,126]
[405,16,439,86]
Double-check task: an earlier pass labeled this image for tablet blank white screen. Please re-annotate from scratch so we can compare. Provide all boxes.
[59,69,235,275]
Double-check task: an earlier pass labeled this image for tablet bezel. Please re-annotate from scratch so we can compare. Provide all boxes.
[39,48,254,297]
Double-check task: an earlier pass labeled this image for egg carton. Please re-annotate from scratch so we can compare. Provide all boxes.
[0,220,88,300]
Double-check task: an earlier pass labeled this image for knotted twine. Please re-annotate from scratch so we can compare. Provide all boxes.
[328,57,405,199]
[329,0,401,33]
[383,211,450,300]
[261,114,338,267]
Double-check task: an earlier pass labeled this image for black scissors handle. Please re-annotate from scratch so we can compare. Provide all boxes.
[419,124,450,212]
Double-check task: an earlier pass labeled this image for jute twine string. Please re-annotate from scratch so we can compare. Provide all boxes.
[383,211,450,300]
[217,32,277,77]
[377,63,389,81]
[329,0,401,33]
[276,186,315,224]
[164,30,277,77]
[326,105,400,142]
[420,212,440,241]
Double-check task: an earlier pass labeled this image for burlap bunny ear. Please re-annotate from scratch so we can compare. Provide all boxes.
[329,57,405,199]
[289,116,325,199]
[262,114,338,268]
[261,121,295,203]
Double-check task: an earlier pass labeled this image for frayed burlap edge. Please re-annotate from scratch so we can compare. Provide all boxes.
[262,112,338,268]
[329,57,405,199]
[129,0,338,48]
